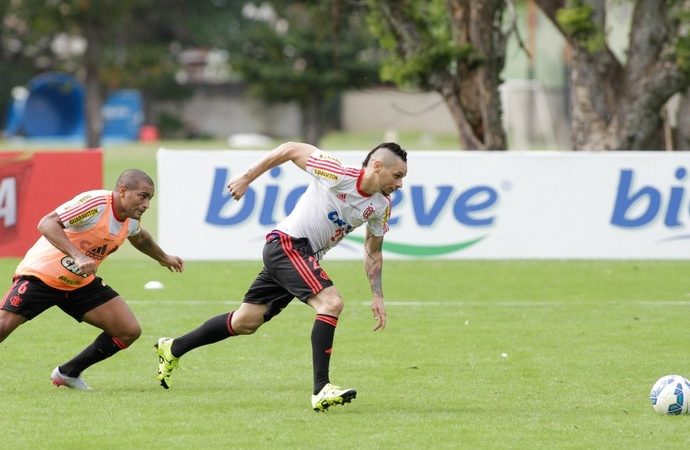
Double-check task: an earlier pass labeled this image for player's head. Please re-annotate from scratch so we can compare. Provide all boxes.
[362,142,407,168]
[114,169,155,220]
[115,169,154,190]
[362,142,408,196]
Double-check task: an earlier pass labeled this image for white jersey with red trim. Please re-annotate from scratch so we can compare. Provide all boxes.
[275,150,391,259]
[15,190,141,290]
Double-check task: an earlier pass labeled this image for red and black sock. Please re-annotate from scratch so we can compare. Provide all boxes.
[312,314,338,395]
[60,332,127,377]
[171,311,236,358]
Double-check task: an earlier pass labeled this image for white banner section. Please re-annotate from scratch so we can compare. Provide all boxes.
[157,149,690,260]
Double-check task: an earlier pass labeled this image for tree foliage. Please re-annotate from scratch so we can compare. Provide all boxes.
[0,0,221,146]
[209,1,381,144]
[1,0,381,146]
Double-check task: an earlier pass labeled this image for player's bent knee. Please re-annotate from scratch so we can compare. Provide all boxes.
[324,294,344,315]
[231,307,265,335]
[332,300,344,316]
[233,319,262,335]
[318,299,344,317]
[117,323,142,345]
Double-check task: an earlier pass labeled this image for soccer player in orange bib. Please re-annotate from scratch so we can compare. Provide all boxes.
[155,141,407,411]
[0,169,184,390]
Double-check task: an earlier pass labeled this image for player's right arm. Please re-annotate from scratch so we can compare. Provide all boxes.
[37,212,98,275]
[227,142,316,201]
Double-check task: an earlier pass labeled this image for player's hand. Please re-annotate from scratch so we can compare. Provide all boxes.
[74,254,98,276]
[371,295,386,331]
[227,174,251,201]
[159,255,184,273]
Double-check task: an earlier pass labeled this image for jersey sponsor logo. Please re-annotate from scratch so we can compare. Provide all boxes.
[327,210,353,243]
[77,194,93,203]
[68,208,99,225]
[317,152,340,163]
[85,244,109,260]
[61,195,107,223]
[58,275,82,286]
[362,205,375,220]
[313,168,339,181]
[327,210,352,229]
[60,256,89,277]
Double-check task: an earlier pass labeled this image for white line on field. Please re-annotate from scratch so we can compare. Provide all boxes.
[126,299,566,307]
[126,299,690,308]
[366,301,565,307]
[638,301,690,306]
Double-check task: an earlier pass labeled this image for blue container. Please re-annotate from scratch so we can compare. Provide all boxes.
[22,72,85,138]
[4,72,143,142]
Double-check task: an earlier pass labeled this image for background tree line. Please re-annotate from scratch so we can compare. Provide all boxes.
[1,0,689,150]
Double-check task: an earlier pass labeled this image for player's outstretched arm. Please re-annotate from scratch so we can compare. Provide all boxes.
[128,229,184,272]
[364,229,386,331]
[227,142,316,201]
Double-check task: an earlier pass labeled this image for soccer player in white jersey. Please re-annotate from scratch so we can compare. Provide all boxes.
[156,141,407,411]
[0,169,184,390]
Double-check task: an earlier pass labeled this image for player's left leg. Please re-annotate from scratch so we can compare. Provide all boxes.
[307,286,343,392]
[0,310,26,344]
[54,296,140,388]
[81,295,142,346]
[307,286,356,411]
[155,303,267,389]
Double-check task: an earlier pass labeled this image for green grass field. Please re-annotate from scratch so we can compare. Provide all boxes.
[2,258,690,449]
[2,139,690,449]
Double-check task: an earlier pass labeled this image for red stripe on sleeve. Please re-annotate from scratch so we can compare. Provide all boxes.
[59,197,107,222]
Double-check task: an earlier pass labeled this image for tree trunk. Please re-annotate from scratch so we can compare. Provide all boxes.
[300,94,327,146]
[83,20,103,149]
[371,1,508,150]
[568,48,624,150]
[448,0,507,150]
[536,0,690,150]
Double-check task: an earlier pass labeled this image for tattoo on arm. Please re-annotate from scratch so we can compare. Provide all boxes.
[365,234,383,296]
[131,232,161,260]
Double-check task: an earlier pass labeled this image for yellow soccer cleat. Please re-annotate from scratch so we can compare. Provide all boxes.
[311,383,357,412]
[155,337,179,389]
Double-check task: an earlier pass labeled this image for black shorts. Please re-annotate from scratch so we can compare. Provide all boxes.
[0,275,119,322]
[243,231,334,322]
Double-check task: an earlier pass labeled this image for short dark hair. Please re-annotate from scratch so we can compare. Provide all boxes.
[362,142,407,167]
[115,169,154,190]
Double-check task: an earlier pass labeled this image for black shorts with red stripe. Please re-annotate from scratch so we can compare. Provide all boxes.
[1,275,119,322]
[243,230,333,322]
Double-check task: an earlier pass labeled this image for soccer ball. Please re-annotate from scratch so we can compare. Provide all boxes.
[650,375,690,415]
